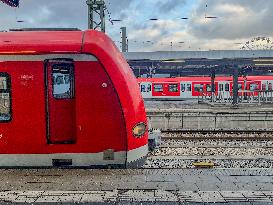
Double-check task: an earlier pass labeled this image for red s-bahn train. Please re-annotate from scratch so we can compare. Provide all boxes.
[0,29,148,168]
[138,76,273,100]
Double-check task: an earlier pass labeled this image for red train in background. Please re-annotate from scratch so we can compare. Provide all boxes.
[0,29,148,168]
[138,76,273,100]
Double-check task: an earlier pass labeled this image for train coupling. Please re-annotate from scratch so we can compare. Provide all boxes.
[148,129,162,151]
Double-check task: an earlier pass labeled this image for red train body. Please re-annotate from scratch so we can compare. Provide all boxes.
[0,30,148,167]
[138,76,273,100]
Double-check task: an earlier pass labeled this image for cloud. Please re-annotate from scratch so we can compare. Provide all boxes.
[0,0,273,52]
[188,0,273,40]
[158,0,187,12]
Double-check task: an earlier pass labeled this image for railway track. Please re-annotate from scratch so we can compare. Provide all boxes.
[145,132,273,169]
[161,131,273,140]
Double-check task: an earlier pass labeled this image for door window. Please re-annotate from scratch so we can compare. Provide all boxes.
[181,84,185,92]
[225,83,230,91]
[219,84,224,91]
[186,84,192,91]
[0,74,11,121]
[52,65,74,99]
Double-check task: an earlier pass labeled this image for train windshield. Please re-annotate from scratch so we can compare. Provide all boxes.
[0,75,11,121]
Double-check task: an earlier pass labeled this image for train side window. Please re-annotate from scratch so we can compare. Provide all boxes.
[249,83,258,91]
[181,84,185,92]
[238,84,242,90]
[154,84,163,92]
[206,84,211,92]
[52,65,74,99]
[224,84,229,91]
[194,84,203,92]
[0,73,11,122]
[186,84,191,91]
[169,84,178,92]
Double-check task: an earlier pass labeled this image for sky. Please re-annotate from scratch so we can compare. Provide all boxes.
[0,0,273,52]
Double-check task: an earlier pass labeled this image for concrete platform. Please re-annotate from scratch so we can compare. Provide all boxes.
[0,169,273,204]
[145,101,273,131]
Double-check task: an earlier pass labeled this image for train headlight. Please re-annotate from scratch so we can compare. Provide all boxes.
[132,122,146,138]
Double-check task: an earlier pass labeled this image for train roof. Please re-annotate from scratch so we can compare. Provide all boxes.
[138,76,273,82]
[0,29,104,54]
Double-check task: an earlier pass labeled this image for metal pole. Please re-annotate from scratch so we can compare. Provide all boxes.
[232,65,239,105]
[86,0,106,32]
[99,1,106,33]
[211,67,215,103]
[121,27,128,52]
[87,0,93,29]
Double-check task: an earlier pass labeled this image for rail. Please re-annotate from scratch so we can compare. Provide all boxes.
[198,90,273,104]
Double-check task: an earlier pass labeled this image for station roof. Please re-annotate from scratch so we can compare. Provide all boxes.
[124,50,273,60]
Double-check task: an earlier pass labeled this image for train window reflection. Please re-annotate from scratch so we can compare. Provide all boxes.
[52,65,74,99]
[154,84,163,92]
[169,84,178,92]
[0,74,11,121]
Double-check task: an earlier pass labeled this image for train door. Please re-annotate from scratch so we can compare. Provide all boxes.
[180,82,192,99]
[139,82,152,99]
[45,60,76,144]
[218,81,230,99]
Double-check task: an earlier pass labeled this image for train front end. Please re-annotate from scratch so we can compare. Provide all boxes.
[82,30,149,168]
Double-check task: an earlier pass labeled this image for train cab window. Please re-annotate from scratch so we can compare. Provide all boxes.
[181,84,185,92]
[52,65,74,99]
[154,84,163,92]
[194,84,203,92]
[186,84,191,91]
[224,84,229,91]
[0,74,11,122]
[169,84,178,92]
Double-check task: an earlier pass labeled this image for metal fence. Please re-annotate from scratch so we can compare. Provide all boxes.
[198,90,273,104]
